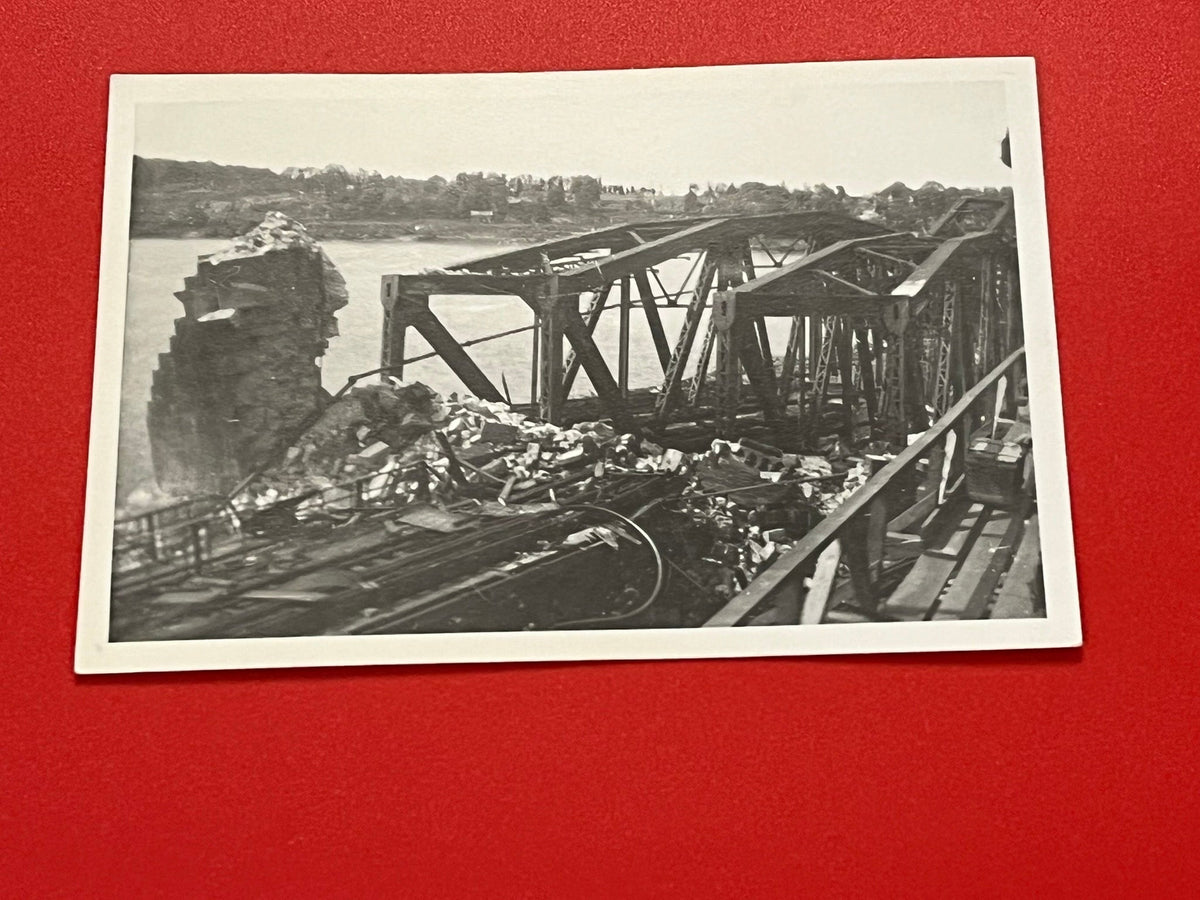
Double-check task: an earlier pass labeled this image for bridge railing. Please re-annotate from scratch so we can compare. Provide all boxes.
[112,495,233,573]
[112,457,434,577]
[704,347,1026,627]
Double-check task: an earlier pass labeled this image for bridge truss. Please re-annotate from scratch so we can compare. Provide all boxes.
[379,197,1021,450]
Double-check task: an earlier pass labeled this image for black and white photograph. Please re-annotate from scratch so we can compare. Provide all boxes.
[76,59,1081,672]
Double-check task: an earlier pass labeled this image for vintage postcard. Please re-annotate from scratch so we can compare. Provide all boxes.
[76,58,1081,673]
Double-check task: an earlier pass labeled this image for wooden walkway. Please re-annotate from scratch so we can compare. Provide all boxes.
[822,503,1042,623]
[823,423,1043,624]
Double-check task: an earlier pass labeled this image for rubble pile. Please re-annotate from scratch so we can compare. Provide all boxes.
[235,380,885,605]
[204,212,328,264]
[247,381,448,502]
[240,387,680,514]
[663,439,863,596]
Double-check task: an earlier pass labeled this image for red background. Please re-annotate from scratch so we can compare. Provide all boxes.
[3,1,1198,896]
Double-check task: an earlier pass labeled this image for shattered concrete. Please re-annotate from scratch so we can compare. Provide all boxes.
[147,213,348,494]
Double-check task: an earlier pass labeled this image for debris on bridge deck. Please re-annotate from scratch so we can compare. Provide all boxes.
[114,197,1044,640]
[112,373,882,640]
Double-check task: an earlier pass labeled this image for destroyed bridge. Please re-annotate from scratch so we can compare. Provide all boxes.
[380,197,1021,446]
[114,197,1042,638]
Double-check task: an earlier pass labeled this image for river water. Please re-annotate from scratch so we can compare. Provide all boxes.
[117,238,718,505]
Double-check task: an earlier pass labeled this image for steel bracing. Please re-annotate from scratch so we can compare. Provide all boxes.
[379,198,1018,448]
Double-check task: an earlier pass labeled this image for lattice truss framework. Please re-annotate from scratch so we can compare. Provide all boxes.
[379,198,1020,445]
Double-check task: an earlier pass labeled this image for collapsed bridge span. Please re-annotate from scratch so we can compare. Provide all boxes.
[110,197,1041,638]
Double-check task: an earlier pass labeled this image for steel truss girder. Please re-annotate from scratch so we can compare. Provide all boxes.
[379,207,1018,442]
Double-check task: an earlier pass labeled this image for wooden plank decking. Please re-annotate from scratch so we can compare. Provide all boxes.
[825,498,1042,624]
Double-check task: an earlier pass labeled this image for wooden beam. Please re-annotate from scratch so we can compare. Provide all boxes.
[842,515,875,610]
[927,503,989,560]
[932,508,1010,619]
[866,493,889,578]
[991,516,1042,618]
[801,540,842,624]
[880,493,974,620]
[960,469,1036,619]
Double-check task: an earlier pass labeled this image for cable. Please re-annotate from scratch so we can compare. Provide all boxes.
[547,503,665,629]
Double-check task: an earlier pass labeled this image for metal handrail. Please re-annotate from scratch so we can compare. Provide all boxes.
[704,347,1026,626]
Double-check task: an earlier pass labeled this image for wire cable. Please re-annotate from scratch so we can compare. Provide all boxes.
[547,504,665,629]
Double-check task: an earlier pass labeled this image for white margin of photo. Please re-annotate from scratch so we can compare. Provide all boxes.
[75,57,1082,674]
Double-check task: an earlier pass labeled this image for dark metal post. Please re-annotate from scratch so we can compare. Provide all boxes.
[381,275,409,380]
[618,275,631,398]
[538,276,565,423]
[530,307,540,408]
[712,290,741,436]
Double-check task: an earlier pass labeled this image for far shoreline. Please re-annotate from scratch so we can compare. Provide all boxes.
[129,218,630,246]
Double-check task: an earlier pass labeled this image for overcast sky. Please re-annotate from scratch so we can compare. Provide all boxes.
[133,67,1012,196]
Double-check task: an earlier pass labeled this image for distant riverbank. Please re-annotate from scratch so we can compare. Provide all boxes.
[131,217,628,244]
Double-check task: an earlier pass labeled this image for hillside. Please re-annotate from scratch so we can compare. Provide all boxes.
[128,156,1010,241]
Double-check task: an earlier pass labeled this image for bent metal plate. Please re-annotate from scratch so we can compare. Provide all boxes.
[77,58,1081,673]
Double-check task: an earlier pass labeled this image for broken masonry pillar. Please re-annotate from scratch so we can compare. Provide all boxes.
[147,212,349,495]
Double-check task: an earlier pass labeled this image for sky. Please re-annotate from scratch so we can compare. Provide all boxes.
[132,67,1013,196]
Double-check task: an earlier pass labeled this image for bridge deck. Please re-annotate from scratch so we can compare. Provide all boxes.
[823,502,1042,623]
[824,435,1042,624]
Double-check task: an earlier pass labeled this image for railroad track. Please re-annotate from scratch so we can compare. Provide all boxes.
[111,472,680,641]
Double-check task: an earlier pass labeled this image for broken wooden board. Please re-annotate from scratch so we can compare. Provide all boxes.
[240,589,330,603]
[881,556,958,621]
[884,532,925,562]
[801,539,842,625]
[931,508,1012,619]
[880,495,976,621]
[992,515,1042,618]
[927,503,988,560]
[959,502,1031,620]
[887,491,939,534]
[392,504,468,534]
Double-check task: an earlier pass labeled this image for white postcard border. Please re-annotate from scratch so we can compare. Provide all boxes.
[76,57,1082,673]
